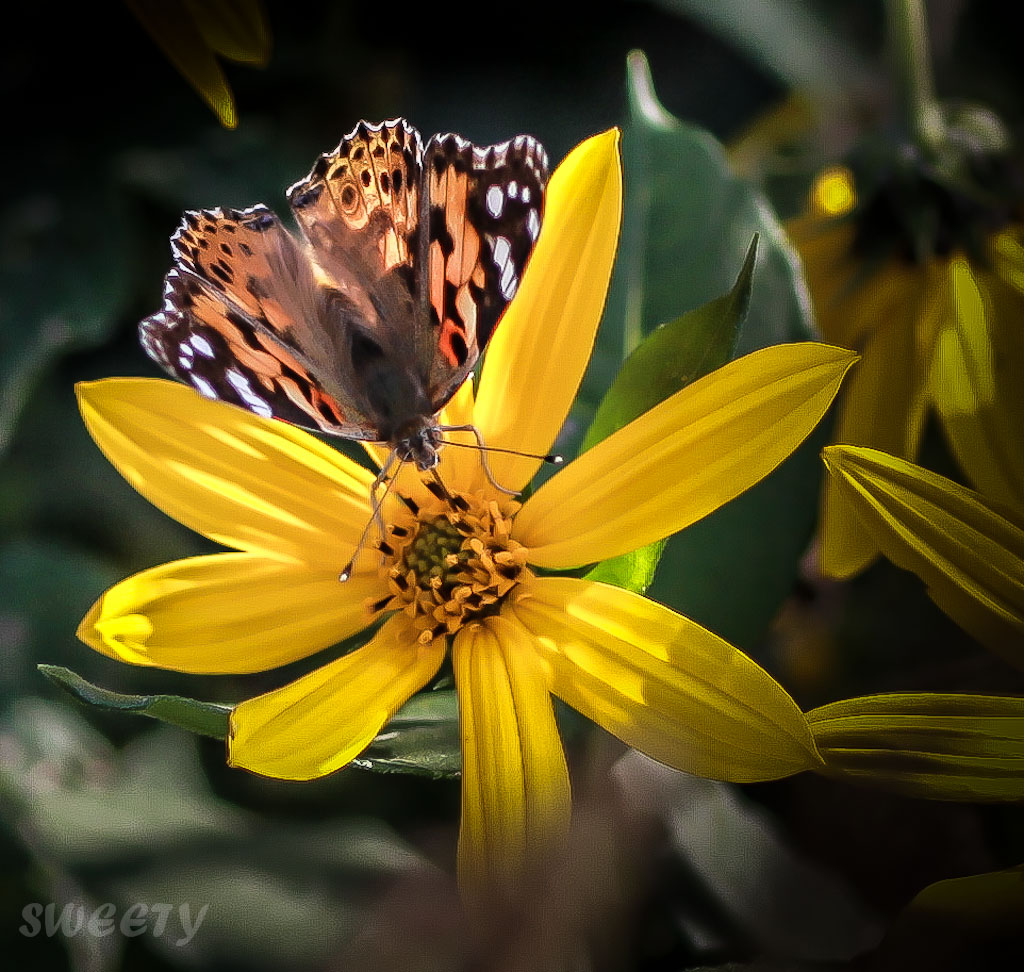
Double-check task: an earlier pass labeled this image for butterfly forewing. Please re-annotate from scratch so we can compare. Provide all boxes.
[139,266,373,437]
[287,119,423,286]
[421,133,548,406]
[142,205,375,437]
[139,117,548,458]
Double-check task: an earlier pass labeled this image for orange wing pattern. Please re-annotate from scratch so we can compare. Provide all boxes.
[139,119,548,453]
[422,132,548,405]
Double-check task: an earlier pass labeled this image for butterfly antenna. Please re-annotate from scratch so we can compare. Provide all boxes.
[339,449,401,582]
[437,424,564,496]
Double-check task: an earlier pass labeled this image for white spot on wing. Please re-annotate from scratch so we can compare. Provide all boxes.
[527,208,540,241]
[486,185,504,218]
[500,261,518,300]
[491,235,511,267]
[192,375,217,399]
[191,334,214,358]
[227,369,274,418]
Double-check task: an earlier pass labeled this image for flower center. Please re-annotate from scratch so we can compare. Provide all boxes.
[835,142,1024,265]
[368,489,530,644]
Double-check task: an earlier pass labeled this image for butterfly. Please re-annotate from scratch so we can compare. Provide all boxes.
[139,118,549,474]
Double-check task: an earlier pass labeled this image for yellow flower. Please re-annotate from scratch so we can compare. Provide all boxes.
[788,163,1024,579]
[76,130,856,899]
[810,444,1024,803]
[125,0,270,128]
[822,444,1024,669]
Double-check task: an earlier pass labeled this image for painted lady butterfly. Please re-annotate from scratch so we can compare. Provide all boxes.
[139,118,548,473]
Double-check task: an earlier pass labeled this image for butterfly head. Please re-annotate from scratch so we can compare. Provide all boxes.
[396,420,444,472]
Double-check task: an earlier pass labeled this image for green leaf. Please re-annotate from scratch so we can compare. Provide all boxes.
[39,665,230,740]
[580,51,824,649]
[354,690,461,779]
[582,236,757,593]
[807,692,1024,802]
[582,234,755,452]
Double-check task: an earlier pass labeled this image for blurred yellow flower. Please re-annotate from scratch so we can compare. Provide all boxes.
[789,161,1024,579]
[125,0,270,128]
[823,444,1024,669]
[76,130,856,900]
[811,444,1024,803]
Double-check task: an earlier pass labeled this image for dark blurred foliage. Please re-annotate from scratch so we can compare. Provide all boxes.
[2,2,1024,970]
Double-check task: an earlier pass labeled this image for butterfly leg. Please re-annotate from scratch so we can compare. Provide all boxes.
[339,447,399,582]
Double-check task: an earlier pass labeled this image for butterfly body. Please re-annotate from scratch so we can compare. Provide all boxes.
[139,119,548,471]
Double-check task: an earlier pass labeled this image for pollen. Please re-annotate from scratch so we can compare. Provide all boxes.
[366,490,530,644]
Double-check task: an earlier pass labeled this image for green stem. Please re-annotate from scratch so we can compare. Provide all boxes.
[885,0,945,154]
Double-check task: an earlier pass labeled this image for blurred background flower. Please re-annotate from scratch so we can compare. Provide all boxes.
[785,0,1024,579]
[124,0,271,128]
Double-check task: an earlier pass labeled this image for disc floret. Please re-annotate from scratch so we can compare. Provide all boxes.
[370,491,530,644]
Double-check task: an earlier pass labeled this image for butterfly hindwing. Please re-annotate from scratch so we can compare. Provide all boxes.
[421,132,548,407]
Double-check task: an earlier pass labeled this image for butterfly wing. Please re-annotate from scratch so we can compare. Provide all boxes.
[286,119,443,438]
[139,205,378,438]
[420,132,549,408]
[140,119,549,445]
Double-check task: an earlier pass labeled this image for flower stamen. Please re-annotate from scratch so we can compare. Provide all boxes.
[365,490,530,644]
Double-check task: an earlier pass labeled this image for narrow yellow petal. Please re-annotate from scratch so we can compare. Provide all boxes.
[821,265,949,577]
[228,616,445,780]
[823,445,1024,666]
[453,617,570,899]
[807,693,1024,801]
[515,343,856,569]
[506,578,821,782]
[77,379,374,570]
[472,129,623,493]
[932,260,1024,514]
[77,553,383,674]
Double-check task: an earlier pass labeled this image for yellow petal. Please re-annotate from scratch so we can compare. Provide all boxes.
[932,259,1024,515]
[515,343,856,568]
[228,615,445,780]
[822,445,1024,667]
[78,379,375,570]
[807,693,1024,801]
[125,0,239,127]
[821,265,949,578]
[472,129,623,493]
[453,617,570,899]
[77,553,383,674]
[506,577,821,782]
